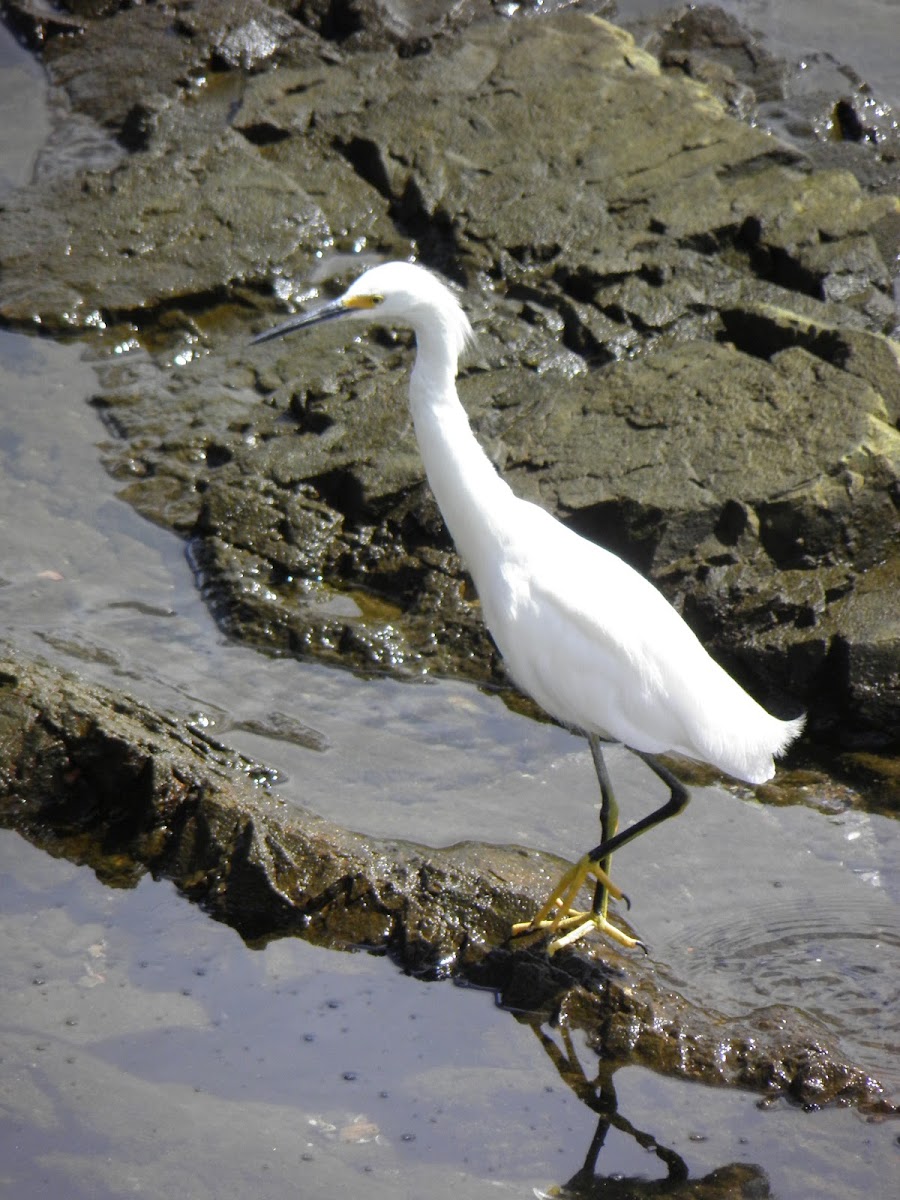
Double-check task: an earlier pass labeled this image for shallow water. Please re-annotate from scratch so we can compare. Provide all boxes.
[2,820,898,1199]
[0,12,898,1199]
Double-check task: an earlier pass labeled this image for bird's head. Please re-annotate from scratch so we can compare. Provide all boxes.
[251,261,473,362]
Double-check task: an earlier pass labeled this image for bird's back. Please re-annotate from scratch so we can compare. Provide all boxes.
[470,499,801,785]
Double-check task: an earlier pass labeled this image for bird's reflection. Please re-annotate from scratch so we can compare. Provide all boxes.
[522,1015,772,1198]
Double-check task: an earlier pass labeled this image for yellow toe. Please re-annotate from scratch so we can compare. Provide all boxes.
[511,854,636,952]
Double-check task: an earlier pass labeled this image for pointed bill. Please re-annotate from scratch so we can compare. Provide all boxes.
[250,296,348,345]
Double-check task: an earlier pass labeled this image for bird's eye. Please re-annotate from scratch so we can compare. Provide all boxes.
[345,293,384,311]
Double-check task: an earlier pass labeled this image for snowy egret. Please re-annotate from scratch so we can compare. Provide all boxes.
[252,261,803,953]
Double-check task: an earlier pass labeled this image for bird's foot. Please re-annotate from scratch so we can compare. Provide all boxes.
[543,910,640,953]
[511,855,639,953]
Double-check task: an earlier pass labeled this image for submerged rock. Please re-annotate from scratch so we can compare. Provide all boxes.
[0,647,887,1109]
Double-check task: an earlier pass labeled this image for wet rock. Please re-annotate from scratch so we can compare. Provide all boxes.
[1,1,86,48]
[630,3,790,115]
[0,646,887,1109]
[290,0,481,52]
[835,748,900,814]
[625,4,900,194]
[0,6,897,752]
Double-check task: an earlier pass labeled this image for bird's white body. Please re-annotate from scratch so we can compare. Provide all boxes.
[254,259,803,950]
[394,263,800,786]
[256,258,801,784]
[457,502,792,784]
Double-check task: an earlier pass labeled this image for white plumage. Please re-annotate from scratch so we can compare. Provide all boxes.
[253,260,802,952]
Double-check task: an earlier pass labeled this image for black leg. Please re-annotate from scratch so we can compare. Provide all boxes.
[587,735,617,920]
[586,750,689,865]
[510,744,670,952]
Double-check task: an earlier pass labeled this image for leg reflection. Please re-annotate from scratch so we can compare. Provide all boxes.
[530,1018,689,1191]
[526,1016,771,1196]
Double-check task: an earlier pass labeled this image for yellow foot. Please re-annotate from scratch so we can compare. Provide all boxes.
[511,855,639,953]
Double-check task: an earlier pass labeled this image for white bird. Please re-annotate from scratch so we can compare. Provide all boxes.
[252,261,803,953]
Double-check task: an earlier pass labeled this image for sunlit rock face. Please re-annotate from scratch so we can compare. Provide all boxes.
[0,1,897,758]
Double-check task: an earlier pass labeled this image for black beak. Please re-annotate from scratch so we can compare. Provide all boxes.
[250,297,347,345]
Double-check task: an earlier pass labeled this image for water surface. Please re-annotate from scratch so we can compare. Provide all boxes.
[0,13,897,1198]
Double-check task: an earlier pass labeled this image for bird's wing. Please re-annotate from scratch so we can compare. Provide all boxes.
[509,502,692,661]
[492,501,792,781]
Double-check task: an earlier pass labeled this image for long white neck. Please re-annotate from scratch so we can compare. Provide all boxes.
[407,322,515,576]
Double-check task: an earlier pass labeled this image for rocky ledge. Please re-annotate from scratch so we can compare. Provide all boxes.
[0,3,897,771]
[0,648,889,1110]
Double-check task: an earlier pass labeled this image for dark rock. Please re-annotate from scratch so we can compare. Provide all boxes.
[637,3,790,112]
[1,0,87,49]
[0,645,888,1108]
[0,6,897,753]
